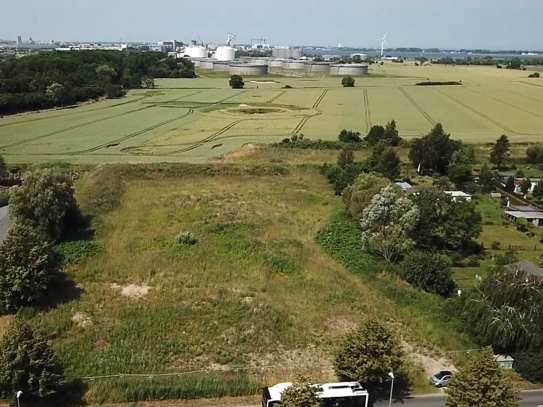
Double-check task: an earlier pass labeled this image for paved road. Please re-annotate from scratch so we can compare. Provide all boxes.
[0,206,12,242]
[373,390,543,407]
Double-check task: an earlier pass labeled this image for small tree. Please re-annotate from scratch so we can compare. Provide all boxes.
[342,76,355,87]
[445,347,520,407]
[364,125,385,146]
[342,173,391,220]
[0,223,61,311]
[338,129,361,143]
[281,375,320,407]
[8,170,80,240]
[229,75,245,89]
[533,182,543,202]
[334,316,403,392]
[505,176,516,193]
[0,318,65,399]
[360,185,419,262]
[0,155,6,178]
[400,251,456,296]
[526,145,543,164]
[46,83,67,108]
[448,147,475,187]
[374,147,401,180]
[478,163,495,193]
[104,83,126,99]
[490,134,511,169]
[337,147,355,169]
[520,178,532,196]
[513,350,543,383]
[141,76,155,89]
[383,119,402,146]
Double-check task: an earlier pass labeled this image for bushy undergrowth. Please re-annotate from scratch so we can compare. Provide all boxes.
[0,190,9,207]
[415,81,462,86]
[58,240,102,265]
[78,166,125,215]
[272,135,368,151]
[86,373,263,404]
[315,211,472,350]
[175,231,198,246]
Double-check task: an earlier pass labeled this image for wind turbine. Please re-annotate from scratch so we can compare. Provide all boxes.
[379,32,388,58]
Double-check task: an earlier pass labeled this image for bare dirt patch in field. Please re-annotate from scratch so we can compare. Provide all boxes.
[214,143,258,162]
[111,283,152,299]
[72,312,93,328]
[0,315,13,338]
[403,341,456,377]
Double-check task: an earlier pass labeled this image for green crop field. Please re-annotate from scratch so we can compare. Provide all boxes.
[2,63,543,164]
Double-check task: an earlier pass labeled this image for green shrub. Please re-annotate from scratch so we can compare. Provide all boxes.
[494,251,517,266]
[400,251,456,296]
[491,241,501,250]
[513,350,543,382]
[57,240,102,265]
[78,166,125,215]
[0,190,8,207]
[175,231,198,246]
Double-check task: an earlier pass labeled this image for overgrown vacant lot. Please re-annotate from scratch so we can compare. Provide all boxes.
[29,165,467,402]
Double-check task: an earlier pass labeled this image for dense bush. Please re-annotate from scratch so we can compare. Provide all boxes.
[400,251,456,296]
[338,129,362,143]
[175,231,198,246]
[272,135,367,150]
[229,75,244,89]
[9,169,81,240]
[341,76,355,87]
[0,50,195,114]
[342,173,391,220]
[415,81,462,86]
[528,72,540,78]
[0,190,8,207]
[78,166,125,215]
[526,145,543,164]
[58,240,102,265]
[513,350,543,382]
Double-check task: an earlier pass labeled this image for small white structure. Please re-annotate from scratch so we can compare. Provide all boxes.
[444,191,472,201]
[263,382,369,407]
[395,181,412,192]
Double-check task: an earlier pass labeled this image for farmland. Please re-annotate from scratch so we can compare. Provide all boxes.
[2,63,543,164]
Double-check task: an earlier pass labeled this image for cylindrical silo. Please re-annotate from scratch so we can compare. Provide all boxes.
[216,46,235,61]
[290,49,303,59]
[213,61,230,71]
[254,58,269,65]
[228,64,269,76]
[305,62,331,73]
[287,60,306,70]
[328,64,369,76]
[200,59,214,70]
[270,59,284,68]
[192,59,201,67]
[183,46,207,59]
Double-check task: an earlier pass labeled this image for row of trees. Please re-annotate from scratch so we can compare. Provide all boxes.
[284,317,519,407]
[0,163,84,401]
[0,50,195,114]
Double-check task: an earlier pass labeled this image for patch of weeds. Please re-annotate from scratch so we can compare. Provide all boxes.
[78,166,125,215]
[58,240,102,266]
[204,220,259,234]
[175,231,198,246]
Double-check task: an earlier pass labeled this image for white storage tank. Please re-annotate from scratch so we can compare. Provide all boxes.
[305,62,331,73]
[286,60,306,70]
[200,59,214,70]
[192,59,201,67]
[329,63,369,76]
[213,61,230,71]
[183,46,207,59]
[216,46,236,61]
[270,59,284,68]
[228,64,269,76]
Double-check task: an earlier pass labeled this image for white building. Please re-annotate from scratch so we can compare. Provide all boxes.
[444,191,472,201]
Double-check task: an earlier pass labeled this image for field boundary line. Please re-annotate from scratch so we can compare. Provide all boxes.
[312,90,328,109]
[267,90,287,103]
[500,89,543,104]
[513,81,543,89]
[73,109,195,154]
[399,87,436,126]
[363,89,372,132]
[167,119,243,154]
[466,87,543,121]
[434,88,515,134]
[0,105,155,151]
[290,90,328,135]
[166,90,204,104]
[0,97,146,129]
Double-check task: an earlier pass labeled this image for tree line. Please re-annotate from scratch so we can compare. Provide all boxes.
[0,50,196,115]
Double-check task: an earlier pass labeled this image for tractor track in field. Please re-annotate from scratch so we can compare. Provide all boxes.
[0,105,155,151]
[217,91,248,104]
[266,90,287,103]
[292,90,328,134]
[363,89,372,132]
[466,87,543,121]
[0,97,146,128]
[73,109,195,154]
[167,120,243,154]
[434,88,515,134]
[514,81,543,89]
[164,90,204,104]
[500,89,543,104]
[399,87,436,126]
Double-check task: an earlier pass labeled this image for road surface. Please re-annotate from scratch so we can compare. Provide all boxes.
[373,390,543,407]
[0,205,12,242]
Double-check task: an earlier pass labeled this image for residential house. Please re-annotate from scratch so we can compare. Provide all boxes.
[444,191,472,201]
[509,259,543,281]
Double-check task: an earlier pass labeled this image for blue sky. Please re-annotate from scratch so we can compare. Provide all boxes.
[3,0,542,49]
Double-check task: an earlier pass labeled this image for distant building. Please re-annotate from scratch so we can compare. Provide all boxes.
[494,355,514,370]
[508,260,543,281]
[444,191,472,201]
[16,36,22,45]
[503,205,543,227]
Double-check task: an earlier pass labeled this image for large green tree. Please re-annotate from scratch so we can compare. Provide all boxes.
[360,185,419,262]
[448,146,475,187]
[382,119,402,147]
[408,123,462,174]
[364,125,385,146]
[533,182,543,202]
[337,146,355,169]
[8,169,81,240]
[0,318,65,399]
[338,130,362,143]
[46,83,67,108]
[342,173,391,220]
[374,147,401,181]
[490,135,511,169]
[280,375,320,407]
[400,251,456,296]
[0,223,61,311]
[445,347,520,407]
[526,145,543,164]
[520,178,532,196]
[465,267,543,353]
[478,163,495,193]
[334,317,403,392]
[229,75,245,89]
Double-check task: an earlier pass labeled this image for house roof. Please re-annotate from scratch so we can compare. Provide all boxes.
[444,191,471,197]
[509,205,543,213]
[494,355,514,362]
[395,182,412,190]
[503,211,543,219]
[511,260,543,277]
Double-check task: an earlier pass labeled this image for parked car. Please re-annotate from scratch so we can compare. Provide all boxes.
[430,370,453,388]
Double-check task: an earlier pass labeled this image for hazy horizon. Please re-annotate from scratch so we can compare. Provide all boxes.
[3,0,543,50]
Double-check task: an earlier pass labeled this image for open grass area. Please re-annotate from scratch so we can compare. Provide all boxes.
[2,64,543,165]
[21,164,470,402]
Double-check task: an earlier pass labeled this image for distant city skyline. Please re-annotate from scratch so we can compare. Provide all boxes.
[2,0,543,50]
